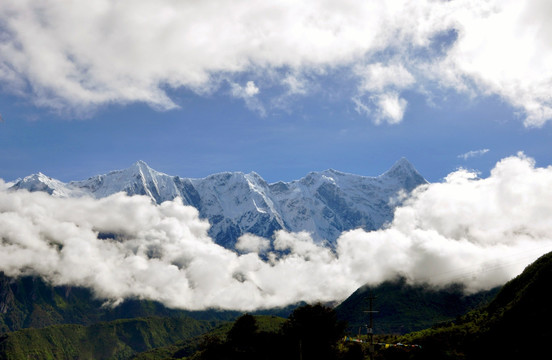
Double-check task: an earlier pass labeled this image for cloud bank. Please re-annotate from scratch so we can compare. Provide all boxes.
[1,154,552,310]
[0,1,551,125]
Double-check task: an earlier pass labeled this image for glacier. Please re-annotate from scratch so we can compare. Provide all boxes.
[10,158,427,247]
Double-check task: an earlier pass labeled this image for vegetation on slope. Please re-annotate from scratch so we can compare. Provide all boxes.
[0,273,300,335]
[0,273,245,334]
[134,305,361,360]
[0,316,218,360]
[335,277,499,334]
[386,251,552,360]
[133,314,287,360]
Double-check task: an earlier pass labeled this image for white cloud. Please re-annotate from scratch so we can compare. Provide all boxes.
[458,148,490,160]
[245,82,260,97]
[430,0,552,127]
[334,153,552,292]
[356,63,415,93]
[0,187,351,310]
[230,80,265,116]
[231,81,259,98]
[0,1,550,125]
[353,92,409,125]
[236,233,270,254]
[353,63,414,124]
[2,154,552,310]
[373,92,408,125]
[282,74,307,95]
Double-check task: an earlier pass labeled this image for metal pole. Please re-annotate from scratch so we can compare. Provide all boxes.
[364,290,378,360]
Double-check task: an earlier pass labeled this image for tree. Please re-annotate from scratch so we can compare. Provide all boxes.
[227,313,257,352]
[283,303,346,360]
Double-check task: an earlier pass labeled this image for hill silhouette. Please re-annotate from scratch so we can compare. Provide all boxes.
[395,251,552,359]
[335,277,498,334]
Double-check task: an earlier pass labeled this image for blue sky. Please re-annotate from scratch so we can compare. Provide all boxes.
[1,0,551,184]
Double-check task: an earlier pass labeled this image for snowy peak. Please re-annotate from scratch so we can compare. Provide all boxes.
[395,156,412,168]
[10,159,428,247]
[245,171,267,186]
[70,161,180,202]
[132,159,150,169]
[12,172,74,197]
[322,169,345,177]
[379,157,426,190]
[128,160,160,178]
[382,157,418,176]
[123,160,165,182]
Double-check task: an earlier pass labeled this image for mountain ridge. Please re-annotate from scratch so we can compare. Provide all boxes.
[10,159,427,247]
[335,277,499,335]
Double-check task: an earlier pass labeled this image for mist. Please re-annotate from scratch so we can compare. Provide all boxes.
[1,153,551,311]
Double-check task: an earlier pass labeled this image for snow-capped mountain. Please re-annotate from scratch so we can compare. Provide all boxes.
[11,172,80,198]
[11,159,427,247]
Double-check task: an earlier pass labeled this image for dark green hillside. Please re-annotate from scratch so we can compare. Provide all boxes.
[133,315,287,360]
[0,273,239,334]
[0,272,300,335]
[185,305,348,360]
[468,250,552,359]
[335,277,498,334]
[0,316,217,360]
[393,251,552,360]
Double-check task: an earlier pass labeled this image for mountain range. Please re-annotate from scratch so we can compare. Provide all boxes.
[10,158,427,247]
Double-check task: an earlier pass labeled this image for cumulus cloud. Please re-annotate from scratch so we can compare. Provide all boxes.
[337,153,552,292]
[231,81,260,98]
[353,63,414,124]
[1,154,552,310]
[0,1,550,125]
[230,80,265,116]
[458,148,490,160]
[353,91,409,125]
[356,63,415,93]
[235,233,270,254]
[435,0,552,126]
[373,92,409,125]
